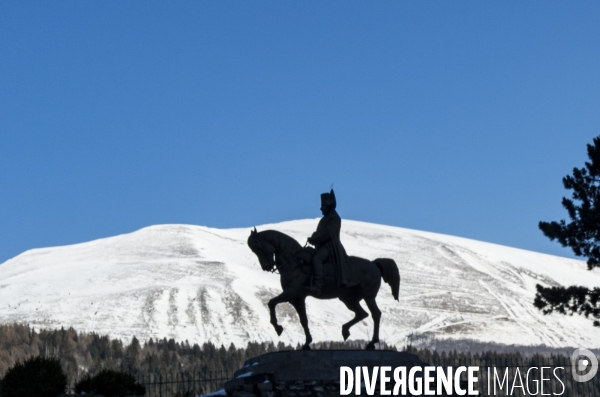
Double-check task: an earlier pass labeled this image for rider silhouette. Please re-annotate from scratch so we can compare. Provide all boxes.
[306,189,349,293]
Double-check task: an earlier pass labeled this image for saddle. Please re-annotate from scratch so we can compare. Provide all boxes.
[294,246,336,276]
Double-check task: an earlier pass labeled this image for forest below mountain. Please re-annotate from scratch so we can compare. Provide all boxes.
[0,322,596,397]
[0,323,394,380]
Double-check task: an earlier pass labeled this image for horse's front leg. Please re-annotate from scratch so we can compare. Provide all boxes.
[267,291,297,336]
[290,297,312,350]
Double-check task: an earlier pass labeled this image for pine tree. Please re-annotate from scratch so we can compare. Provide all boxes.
[122,336,141,375]
[537,135,600,326]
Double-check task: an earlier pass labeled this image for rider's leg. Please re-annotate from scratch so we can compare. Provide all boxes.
[308,246,327,292]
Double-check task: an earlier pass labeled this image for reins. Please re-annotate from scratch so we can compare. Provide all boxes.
[269,260,280,274]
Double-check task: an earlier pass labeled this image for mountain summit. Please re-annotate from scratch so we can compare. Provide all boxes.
[1,220,599,348]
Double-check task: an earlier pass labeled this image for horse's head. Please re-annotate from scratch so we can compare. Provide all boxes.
[248,228,276,272]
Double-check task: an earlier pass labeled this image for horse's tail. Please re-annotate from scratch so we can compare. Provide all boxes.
[374,258,400,301]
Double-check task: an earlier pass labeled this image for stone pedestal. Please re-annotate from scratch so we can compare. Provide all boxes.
[224,350,428,397]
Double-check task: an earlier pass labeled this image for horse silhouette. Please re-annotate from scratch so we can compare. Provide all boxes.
[248,228,400,350]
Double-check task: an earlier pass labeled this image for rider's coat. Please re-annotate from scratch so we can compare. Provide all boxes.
[310,209,350,286]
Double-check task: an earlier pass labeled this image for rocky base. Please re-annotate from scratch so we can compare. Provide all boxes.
[227,378,345,397]
[223,350,429,397]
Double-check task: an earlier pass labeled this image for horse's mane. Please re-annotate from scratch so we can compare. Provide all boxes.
[258,229,303,252]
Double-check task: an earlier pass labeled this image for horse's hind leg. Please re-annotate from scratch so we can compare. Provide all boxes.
[290,298,312,350]
[339,297,369,342]
[364,297,381,350]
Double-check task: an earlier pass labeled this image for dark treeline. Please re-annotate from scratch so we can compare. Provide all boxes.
[407,345,569,365]
[406,332,600,357]
[0,323,287,380]
[3,322,596,397]
[406,346,600,397]
[0,323,386,381]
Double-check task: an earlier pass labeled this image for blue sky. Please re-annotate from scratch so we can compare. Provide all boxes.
[1,2,599,264]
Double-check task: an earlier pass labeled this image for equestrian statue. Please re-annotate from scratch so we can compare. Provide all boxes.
[247,189,400,350]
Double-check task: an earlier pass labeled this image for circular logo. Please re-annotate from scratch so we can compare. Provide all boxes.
[571,348,598,383]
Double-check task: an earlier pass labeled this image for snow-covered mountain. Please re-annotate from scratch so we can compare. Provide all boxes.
[1,220,599,349]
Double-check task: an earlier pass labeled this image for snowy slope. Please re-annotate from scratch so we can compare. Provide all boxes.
[1,220,599,349]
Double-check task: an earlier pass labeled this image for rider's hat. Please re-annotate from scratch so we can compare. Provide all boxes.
[320,189,336,210]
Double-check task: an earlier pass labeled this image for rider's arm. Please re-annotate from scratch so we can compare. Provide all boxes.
[310,216,340,244]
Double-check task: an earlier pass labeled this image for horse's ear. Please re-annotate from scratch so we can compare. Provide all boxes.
[253,227,257,234]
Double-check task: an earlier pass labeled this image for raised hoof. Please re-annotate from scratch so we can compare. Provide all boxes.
[302,344,311,350]
[275,325,284,336]
[342,328,350,341]
[365,342,376,350]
